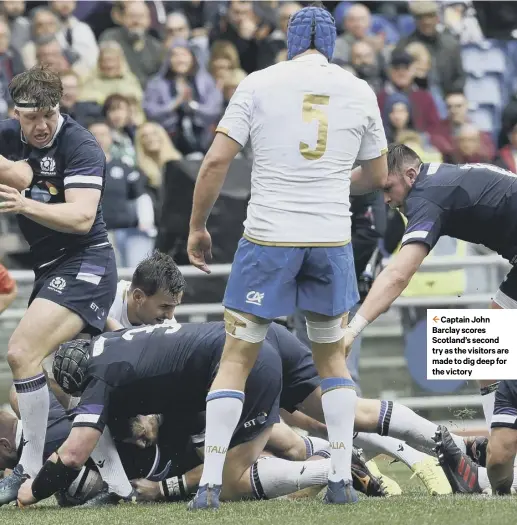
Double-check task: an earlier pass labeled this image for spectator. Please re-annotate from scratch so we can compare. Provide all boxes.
[165,0,224,36]
[103,93,137,166]
[432,91,495,159]
[35,36,70,74]
[498,94,517,149]
[49,0,99,79]
[77,41,143,116]
[222,68,247,109]
[333,3,376,63]
[209,0,272,74]
[0,17,24,118]
[208,40,241,89]
[59,70,101,126]
[405,41,446,119]
[382,92,416,143]
[143,40,222,155]
[164,11,210,68]
[444,123,492,164]
[89,120,155,268]
[255,1,301,70]
[494,117,517,173]
[1,0,29,54]
[397,129,443,163]
[135,121,182,198]
[21,6,61,69]
[350,40,382,93]
[378,50,440,135]
[99,0,162,88]
[393,1,465,95]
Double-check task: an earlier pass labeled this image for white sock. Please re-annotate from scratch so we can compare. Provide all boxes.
[304,436,330,458]
[90,427,132,497]
[480,383,498,431]
[354,433,428,468]
[15,374,49,477]
[199,389,244,487]
[380,401,466,454]
[252,457,329,499]
[321,378,357,483]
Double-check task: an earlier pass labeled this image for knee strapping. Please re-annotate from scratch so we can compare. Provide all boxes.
[224,309,270,343]
[306,315,347,344]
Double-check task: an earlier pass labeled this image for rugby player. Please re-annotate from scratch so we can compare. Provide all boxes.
[186,4,388,508]
[0,65,117,504]
[0,263,17,315]
[16,323,282,507]
[344,144,517,432]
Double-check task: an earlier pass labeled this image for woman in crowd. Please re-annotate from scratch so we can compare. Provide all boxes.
[103,93,137,166]
[143,39,222,155]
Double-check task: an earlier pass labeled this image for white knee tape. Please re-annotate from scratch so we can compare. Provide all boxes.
[306,316,347,344]
[224,309,270,343]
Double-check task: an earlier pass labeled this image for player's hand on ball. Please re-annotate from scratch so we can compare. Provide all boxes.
[131,479,161,502]
[0,184,26,214]
[17,479,37,507]
[188,228,213,274]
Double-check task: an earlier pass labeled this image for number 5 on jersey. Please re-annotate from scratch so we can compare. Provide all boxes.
[300,94,330,161]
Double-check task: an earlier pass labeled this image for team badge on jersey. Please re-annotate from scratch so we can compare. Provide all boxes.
[48,277,66,293]
[40,156,56,176]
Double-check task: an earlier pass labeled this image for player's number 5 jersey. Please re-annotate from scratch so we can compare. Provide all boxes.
[217,54,387,246]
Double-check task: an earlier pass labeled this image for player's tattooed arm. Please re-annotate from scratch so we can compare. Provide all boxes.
[487,428,517,495]
[0,156,33,191]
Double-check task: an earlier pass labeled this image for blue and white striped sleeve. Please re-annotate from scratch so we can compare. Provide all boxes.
[72,378,111,433]
[400,198,444,251]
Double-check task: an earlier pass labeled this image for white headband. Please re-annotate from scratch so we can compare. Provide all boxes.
[14,101,60,113]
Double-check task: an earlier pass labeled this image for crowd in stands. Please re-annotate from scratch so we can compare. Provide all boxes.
[1,0,517,268]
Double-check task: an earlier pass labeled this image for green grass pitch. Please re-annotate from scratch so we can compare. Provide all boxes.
[1,459,513,525]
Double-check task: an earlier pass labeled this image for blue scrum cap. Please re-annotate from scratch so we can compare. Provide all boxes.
[286,5,336,61]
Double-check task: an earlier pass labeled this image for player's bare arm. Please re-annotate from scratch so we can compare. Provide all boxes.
[17,426,101,506]
[0,185,101,234]
[350,154,388,196]
[0,157,33,192]
[487,427,517,495]
[188,133,241,273]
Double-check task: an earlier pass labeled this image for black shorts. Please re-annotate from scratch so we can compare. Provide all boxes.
[232,340,282,447]
[491,381,517,430]
[266,323,320,413]
[29,244,118,334]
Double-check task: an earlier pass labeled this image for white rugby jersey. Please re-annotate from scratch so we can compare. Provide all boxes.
[108,280,178,328]
[217,53,387,245]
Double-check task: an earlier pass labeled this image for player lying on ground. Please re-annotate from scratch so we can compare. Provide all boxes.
[0,65,118,505]
[436,380,517,495]
[344,143,517,432]
[186,3,389,508]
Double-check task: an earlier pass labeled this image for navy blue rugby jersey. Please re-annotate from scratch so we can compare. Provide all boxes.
[0,115,109,267]
[400,162,517,263]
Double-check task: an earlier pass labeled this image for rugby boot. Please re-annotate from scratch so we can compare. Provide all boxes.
[366,458,402,496]
[434,425,481,494]
[0,465,29,506]
[79,483,140,507]
[187,483,221,510]
[410,455,452,495]
[465,435,489,467]
[351,448,386,497]
[323,479,359,504]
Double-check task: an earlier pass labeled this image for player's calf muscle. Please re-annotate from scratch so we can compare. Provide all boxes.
[487,429,517,493]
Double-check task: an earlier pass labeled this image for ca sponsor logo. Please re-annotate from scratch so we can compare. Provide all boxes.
[246,290,264,306]
[48,276,66,293]
[40,156,56,176]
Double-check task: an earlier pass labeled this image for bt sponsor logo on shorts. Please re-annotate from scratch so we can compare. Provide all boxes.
[48,276,66,293]
[90,302,106,320]
[246,291,264,306]
[244,412,268,428]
